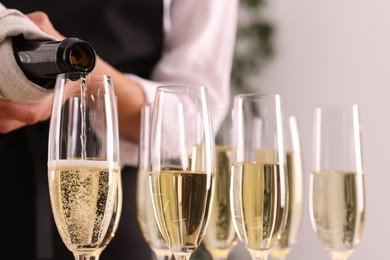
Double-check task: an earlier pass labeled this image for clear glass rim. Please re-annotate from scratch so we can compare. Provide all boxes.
[157,84,205,93]
[235,92,280,100]
[314,103,359,111]
[56,72,112,82]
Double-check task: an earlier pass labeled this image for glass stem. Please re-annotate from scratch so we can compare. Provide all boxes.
[330,251,350,260]
[73,254,92,260]
[173,253,191,260]
[271,255,286,260]
[89,255,100,260]
[155,254,173,260]
[213,257,228,260]
[248,249,270,260]
[89,248,104,260]
[331,257,349,260]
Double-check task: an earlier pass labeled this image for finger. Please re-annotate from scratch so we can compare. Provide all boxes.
[0,118,26,134]
[26,11,50,25]
[0,102,41,125]
[26,11,65,40]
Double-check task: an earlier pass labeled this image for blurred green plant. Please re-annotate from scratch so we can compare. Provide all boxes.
[231,0,274,93]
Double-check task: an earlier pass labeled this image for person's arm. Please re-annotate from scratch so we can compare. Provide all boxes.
[27,12,146,141]
[90,57,146,142]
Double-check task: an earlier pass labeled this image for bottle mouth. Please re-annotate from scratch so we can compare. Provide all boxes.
[69,43,96,71]
[59,37,97,73]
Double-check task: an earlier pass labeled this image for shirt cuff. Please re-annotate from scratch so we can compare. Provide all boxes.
[125,73,162,104]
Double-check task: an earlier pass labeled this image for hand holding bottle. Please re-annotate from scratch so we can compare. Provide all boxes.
[0,94,53,133]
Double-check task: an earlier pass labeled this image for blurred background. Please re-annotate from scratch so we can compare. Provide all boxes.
[198,0,390,259]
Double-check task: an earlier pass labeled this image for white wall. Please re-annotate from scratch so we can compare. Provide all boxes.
[229,0,390,259]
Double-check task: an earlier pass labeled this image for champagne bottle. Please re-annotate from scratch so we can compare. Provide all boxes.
[12,36,97,89]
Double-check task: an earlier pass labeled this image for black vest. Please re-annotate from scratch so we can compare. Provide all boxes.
[1,1,163,259]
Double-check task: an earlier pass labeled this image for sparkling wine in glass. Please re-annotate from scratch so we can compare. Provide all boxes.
[48,73,121,260]
[271,116,304,260]
[136,103,173,260]
[230,93,288,260]
[310,104,366,260]
[203,108,238,260]
[149,85,215,260]
[90,174,123,260]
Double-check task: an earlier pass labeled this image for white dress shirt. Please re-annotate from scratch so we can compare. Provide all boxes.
[121,0,239,166]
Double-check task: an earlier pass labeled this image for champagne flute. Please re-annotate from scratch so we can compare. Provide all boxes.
[136,103,173,260]
[271,116,304,260]
[203,108,238,260]
[48,73,121,260]
[149,85,215,260]
[310,104,366,260]
[230,93,288,260]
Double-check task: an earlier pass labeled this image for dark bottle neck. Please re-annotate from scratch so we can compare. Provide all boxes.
[12,36,96,89]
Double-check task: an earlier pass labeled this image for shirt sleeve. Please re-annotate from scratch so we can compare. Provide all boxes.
[121,0,238,167]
